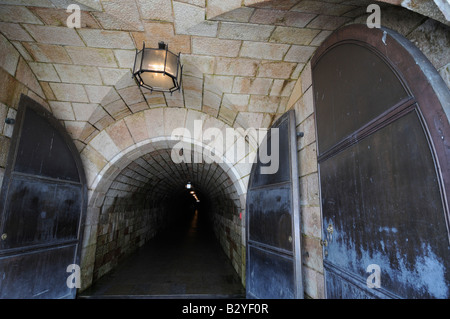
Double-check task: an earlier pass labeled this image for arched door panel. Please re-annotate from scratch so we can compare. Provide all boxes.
[313,25,450,299]
[246,110,303,299]
[0,95,87,299]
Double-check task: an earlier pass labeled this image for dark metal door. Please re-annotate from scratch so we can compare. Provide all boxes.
[0,95,87,298]
[313,25,450,298]
[246,110,303,299]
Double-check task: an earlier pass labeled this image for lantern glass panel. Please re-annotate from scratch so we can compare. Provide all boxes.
[142,48,166,72]
[140,71,174,90]
[165,51,178,77]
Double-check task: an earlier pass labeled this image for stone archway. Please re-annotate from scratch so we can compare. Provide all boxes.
[78,107,254,291]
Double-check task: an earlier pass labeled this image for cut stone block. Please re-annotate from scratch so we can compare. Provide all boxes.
[132,22,191,54]
[114,50,136,69]
[187,21,218,37]
[10,41,33,61]
[307,15,350,30]
[284,45,316,63]
[207,0,241,19]
[203,90,222,110]
[240,41,290,60]
[15,58,44,98]
[89,130,121,161]
[0,5,43,24]
[28,62,60,82]
[49,82,89,102]
[173,1,206,35]
[292,1,355,16]
[40,82,56,100]
[29,7,101,28]
[310,30,333,46]
[49,101,75,121]
[270,26,320,45]
[0,33,20,76]
[218,22,274,42]
[104,99,131,120]
[72,102,98,121]
[54,64,102,85]
[118,86,145,106]
[222,93,250,112]
[192,37,241,57]
[210,7,254,23]
[250,9,317,28]
[144,108,164,138]
[94,0,144,31]
[138,0,174,22]
[232,77,273,95]
[99,68,130,86]
[163,107,186,137]
[84,85,118,104]
[65,46,117,67]
[270,79,296,97]
[23,24,85,46]
[215,57,259,76]
[0,22,34,41]
[181,55,215,76]
[78,29,135,49]
[257,61,296,79]
[204,75,234,95]
[106,119,135,151]
[22,42,72,64]
[218,105,237,126]
[248,95,280,113]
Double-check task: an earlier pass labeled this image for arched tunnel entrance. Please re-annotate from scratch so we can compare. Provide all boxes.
[79,146,246,298]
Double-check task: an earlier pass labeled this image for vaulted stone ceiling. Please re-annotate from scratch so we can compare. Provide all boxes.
[0,0,448,155]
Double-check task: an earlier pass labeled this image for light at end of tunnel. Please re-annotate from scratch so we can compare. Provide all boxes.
[186,182,192,189]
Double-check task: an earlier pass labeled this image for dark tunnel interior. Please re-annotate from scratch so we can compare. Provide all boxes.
[80,148,245,298]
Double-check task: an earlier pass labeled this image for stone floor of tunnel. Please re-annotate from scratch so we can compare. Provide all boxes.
[78,210,245,298]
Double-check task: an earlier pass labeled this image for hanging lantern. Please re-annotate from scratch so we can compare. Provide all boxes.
[133,41,183,94]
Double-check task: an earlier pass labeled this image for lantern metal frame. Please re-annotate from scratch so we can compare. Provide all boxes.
[132,41,183,94]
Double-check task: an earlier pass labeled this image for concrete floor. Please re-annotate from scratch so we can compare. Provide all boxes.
[78,210,245,299]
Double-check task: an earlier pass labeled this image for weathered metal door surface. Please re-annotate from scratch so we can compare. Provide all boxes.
[0,95,86,298]
[313,25,450,298]
[246,110,303,299]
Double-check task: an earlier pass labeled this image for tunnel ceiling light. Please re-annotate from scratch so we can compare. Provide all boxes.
[133,41,183,94]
